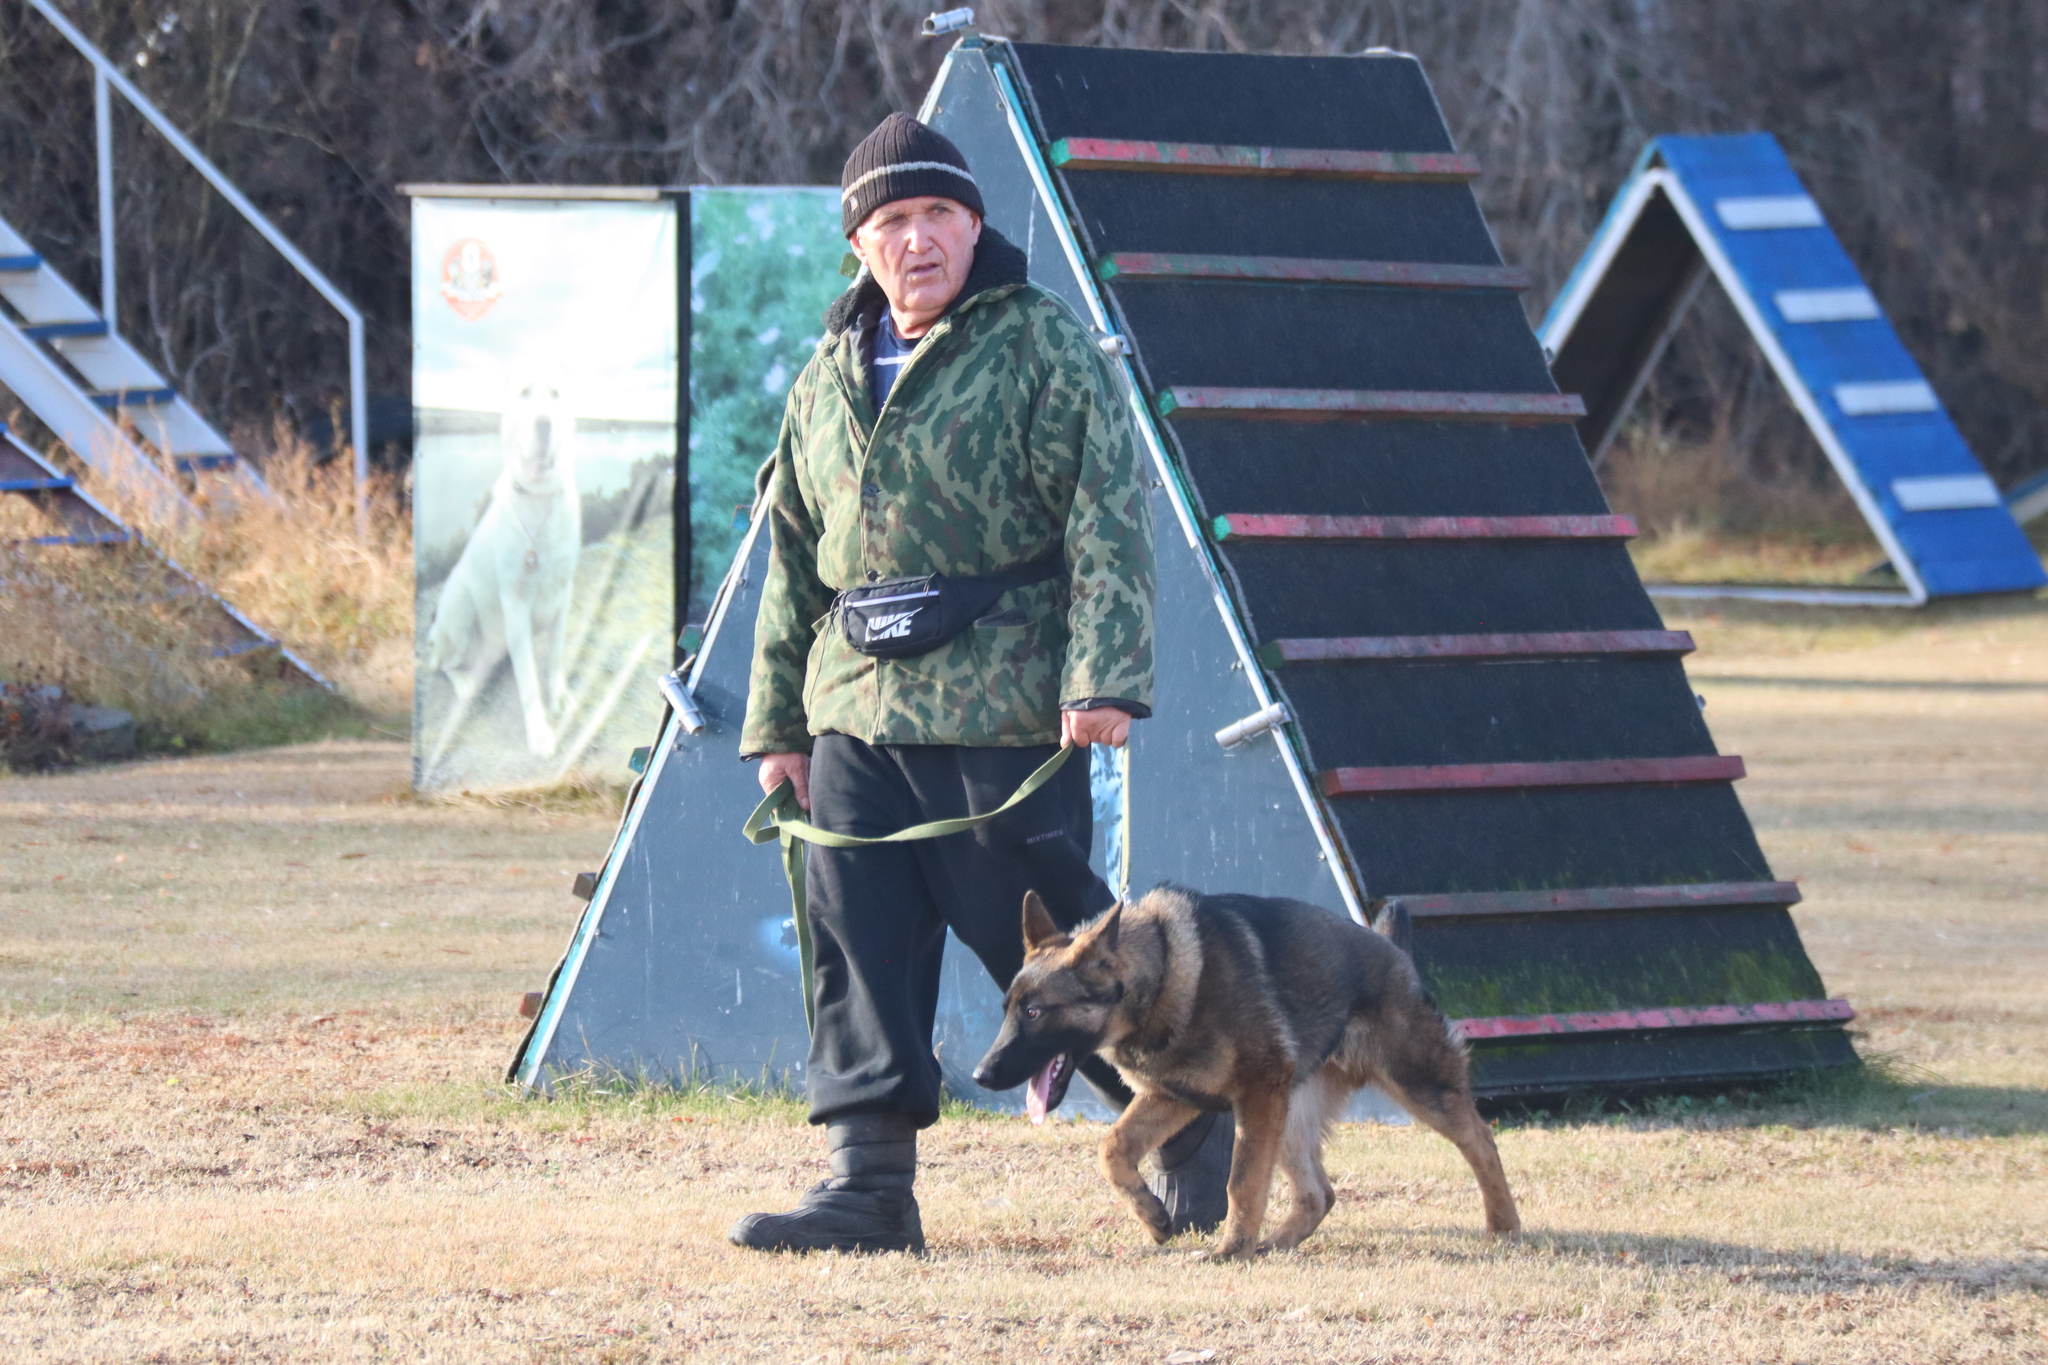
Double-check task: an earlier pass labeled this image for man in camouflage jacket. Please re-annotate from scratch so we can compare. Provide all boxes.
[736,210,1153,757]
[729,115,1227,1257]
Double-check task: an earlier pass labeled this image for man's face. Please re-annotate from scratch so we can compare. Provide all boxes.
[849,196,982,336]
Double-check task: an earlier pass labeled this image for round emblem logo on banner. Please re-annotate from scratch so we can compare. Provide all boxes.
[439,237,503,321]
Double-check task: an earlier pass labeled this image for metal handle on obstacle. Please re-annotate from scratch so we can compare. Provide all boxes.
[658,669,706,735]
[922,8,975,36]
[1215,701,1291,750]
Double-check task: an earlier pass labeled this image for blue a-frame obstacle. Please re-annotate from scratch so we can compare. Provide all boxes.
[1541,133,2045,606]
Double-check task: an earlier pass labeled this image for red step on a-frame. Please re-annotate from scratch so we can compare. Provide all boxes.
[1048,137,1481,182]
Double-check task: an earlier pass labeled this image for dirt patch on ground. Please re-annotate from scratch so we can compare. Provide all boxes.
[1,599,2044,1362]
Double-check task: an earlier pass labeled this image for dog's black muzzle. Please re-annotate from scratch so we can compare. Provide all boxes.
[971,1016,1095,1094]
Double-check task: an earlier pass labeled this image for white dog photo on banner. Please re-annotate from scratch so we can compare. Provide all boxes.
[422,377,582,758]
[409,193,678,793]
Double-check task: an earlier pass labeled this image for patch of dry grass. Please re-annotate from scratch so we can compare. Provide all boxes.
[1665,590,2048,670]
[0,602,2045,1361]
[1597,427,1908,587]
[1626,521,1889,587]
[104,426,413,719]
[0,423,410,754]
[0,1015,2039,1364]
[0,740,604,1016]
[410,771,635,820]
[0,502,352,757]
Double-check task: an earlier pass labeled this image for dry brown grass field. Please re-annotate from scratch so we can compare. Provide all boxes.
[1,596,2044,1363]
[0,427,411,757]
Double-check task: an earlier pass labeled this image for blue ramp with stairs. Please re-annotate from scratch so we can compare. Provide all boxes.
[0,210,267,517]
[1541,132,2045,606]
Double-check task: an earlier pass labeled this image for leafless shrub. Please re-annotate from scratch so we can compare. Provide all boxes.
[0,679,80,771]
[0,0,2039,498]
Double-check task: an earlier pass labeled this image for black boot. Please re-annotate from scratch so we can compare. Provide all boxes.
[727,1113,925,1254]
[1147,1111,1234,1236]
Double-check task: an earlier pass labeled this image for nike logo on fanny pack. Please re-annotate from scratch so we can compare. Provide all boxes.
[865,608,922,641]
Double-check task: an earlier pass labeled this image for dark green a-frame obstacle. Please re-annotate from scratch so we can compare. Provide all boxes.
[510,39,1855,1105]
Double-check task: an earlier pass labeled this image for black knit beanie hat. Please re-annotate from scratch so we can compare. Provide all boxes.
[840,112,985,236]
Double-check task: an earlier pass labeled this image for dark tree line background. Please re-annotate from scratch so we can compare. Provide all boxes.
[1,0,2044,501]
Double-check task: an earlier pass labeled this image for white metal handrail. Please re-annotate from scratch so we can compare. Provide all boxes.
[25,0,370,536]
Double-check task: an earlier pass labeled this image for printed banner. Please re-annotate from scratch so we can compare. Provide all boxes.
[411,196,679,792]
[685,187,846,622]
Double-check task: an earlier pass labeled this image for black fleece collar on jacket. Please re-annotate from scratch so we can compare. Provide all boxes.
[822,225,1030,337]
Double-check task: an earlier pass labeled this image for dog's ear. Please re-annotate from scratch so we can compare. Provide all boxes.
[1372,897,1414,956]
[1083,899,1123,952]
[1021,890,1065,953]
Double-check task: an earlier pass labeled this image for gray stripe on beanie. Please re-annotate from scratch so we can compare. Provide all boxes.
[841,160,980,204]
[840,113,985,235]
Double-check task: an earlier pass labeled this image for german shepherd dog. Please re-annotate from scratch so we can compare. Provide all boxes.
[972,885,1520,1259]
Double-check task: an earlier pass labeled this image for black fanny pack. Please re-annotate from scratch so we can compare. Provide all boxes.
[835,553,1064,660]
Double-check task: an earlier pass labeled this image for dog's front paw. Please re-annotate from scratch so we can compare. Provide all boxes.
[524,716,559,756]
[1209,1231,1260,1261]
[1126,1189,1173,1244]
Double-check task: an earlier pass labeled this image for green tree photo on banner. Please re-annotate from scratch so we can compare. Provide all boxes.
[689,187,846,621]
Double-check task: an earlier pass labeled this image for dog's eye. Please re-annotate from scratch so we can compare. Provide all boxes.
[1025,1006,1042,1021]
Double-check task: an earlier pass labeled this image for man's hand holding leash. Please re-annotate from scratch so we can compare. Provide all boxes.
[1059,706,1130,750]
[754,751,813,811]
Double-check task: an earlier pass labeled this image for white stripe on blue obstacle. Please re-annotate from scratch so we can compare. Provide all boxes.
[1775,287,1880,323]
[1834,380,1940,416]
[1892,474,2002,513]
[1715,195,1824,230]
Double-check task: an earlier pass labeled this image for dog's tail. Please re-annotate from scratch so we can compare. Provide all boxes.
[1370,897,1413,956]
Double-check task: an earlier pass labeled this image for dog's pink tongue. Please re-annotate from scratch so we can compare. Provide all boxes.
[1026,1056,1064,1126]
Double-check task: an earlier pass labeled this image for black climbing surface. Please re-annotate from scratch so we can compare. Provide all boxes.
[1007,40,1852,1098]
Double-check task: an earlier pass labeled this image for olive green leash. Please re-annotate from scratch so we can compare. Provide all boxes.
[743,744,1078,1033]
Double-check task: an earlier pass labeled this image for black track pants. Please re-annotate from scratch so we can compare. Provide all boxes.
[802,735,1134,1127]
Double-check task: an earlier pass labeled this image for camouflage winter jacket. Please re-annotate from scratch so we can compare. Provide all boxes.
[740,227,1155,755]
